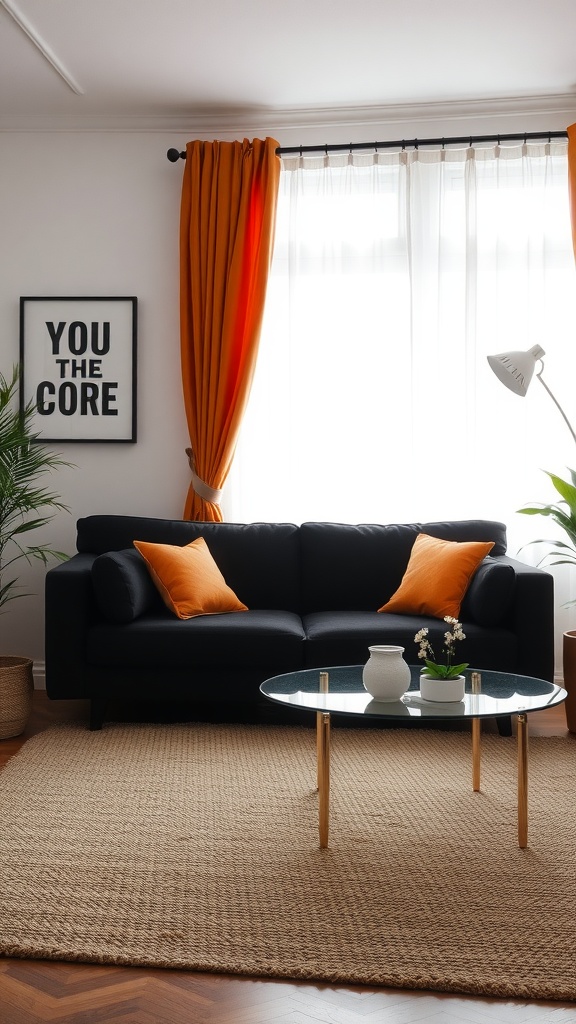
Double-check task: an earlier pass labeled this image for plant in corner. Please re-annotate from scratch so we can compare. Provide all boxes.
[0,365,70,738]
[517,468,576,732]
[517,469,576,578]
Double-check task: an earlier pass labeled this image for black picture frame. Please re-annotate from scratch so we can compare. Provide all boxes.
[19,296,138,443]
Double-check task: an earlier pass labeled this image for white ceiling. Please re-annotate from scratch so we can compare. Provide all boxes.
[1,0,576,130]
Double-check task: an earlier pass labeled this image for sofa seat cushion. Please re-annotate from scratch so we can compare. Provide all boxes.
[87,610,305,671]
[302,611,518,675]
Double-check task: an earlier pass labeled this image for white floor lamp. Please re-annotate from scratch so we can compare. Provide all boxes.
[487,345,576,444]
[488,344,576,732]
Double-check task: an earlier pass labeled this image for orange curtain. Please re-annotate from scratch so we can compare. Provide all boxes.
[179,137,281,521]
[568,124,576,258]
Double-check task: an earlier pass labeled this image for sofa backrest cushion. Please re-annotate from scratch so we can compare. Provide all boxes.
[299,520,508,613]
[92,548,161,623]
[300,522,415,613]
[79,517,301,612]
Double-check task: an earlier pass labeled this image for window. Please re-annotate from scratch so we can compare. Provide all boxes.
[227,142,576,660]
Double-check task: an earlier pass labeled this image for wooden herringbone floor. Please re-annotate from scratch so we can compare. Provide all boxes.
[0,692,574,1024]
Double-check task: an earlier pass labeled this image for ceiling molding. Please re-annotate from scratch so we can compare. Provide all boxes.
[0,0,84,95]
[1,93,575,135]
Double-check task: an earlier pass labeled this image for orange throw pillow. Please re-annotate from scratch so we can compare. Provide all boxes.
[378,532,494,620]
[133,537,248,619]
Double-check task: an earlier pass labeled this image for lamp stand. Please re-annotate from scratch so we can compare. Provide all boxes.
[536,370,576,447]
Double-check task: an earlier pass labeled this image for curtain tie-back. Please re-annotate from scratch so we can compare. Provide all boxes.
[185,448,223,505]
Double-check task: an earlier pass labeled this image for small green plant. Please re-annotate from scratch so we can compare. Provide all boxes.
[414,616,468,679]
[517,469,576,569]
[0,366,70,610]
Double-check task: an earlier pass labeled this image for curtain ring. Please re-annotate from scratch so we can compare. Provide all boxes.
[401,140,406,151]
[414,138,419,150]
[441,138,445,150]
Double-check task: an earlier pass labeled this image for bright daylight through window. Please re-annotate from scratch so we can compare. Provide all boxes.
[227,142,576,647]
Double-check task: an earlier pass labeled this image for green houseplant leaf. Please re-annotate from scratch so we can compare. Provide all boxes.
[517,468,576,600]
[0,366,71,612]
[423,659,469,680]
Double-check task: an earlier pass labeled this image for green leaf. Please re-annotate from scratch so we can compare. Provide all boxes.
[517,505,559,516]
[0,365,73,612]
[517,467,576,565]
[448,662,469,678]
[12,517,54,536]
[546,471,576,509]
[423,660,447,678]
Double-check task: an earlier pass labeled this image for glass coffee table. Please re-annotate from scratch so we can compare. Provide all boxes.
[260,665,567,850]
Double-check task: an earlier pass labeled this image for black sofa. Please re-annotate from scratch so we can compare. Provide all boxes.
[45,515,554,730]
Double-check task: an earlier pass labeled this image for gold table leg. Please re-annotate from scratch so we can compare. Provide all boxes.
[317,712,331,848]
[316,710,323,789]
[470,672,482,794]
[517,712,528,849]
[471,718,481,791]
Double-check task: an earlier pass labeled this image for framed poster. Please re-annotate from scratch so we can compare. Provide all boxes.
[19,296,137,443]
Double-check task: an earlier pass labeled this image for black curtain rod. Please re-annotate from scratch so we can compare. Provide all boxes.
[167,129,568,162]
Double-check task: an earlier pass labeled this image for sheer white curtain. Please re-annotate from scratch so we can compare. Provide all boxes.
[226,142,576,663]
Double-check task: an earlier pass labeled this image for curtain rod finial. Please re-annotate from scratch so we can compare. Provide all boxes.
[167,148,185,162]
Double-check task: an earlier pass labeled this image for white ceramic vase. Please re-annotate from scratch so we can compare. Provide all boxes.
[362,645,411,702]
[420,674,465,703]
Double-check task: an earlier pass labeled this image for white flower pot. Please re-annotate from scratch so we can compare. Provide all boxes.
[362,645,411,702]
[420,674,465,703]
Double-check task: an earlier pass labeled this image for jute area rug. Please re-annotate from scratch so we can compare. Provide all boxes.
[1,722,575,1001]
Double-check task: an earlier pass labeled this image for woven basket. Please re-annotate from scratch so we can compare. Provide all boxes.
[0,656,34,739]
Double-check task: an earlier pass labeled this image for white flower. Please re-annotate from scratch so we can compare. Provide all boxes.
[413,614,468,679]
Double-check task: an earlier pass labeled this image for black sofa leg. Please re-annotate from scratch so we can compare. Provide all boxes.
[496,715,512,737]
[89,699,105,731]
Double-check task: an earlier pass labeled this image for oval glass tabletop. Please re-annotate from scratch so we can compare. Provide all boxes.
[260,665,567,720]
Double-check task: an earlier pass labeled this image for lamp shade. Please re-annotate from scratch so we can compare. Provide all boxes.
[487,345,545,397]
[488,344,576,446]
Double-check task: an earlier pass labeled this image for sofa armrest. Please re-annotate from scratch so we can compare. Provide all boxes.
[499,555,554,682]
[45,553,96,698]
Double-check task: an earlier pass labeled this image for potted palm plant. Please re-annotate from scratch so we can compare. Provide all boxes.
[518,469,576,732]
[0,366,69,738]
